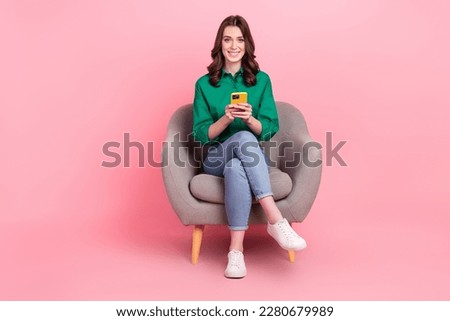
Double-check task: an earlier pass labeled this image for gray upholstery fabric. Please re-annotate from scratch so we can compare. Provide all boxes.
[162,102,322,226]
[189,167,293,204]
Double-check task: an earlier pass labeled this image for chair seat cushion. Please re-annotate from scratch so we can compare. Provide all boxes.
[189,167,293,204]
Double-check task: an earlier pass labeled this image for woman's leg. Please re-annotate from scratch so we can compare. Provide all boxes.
[229,230,245,252]
[212,131,306,251]
[204,131,281,227]
[202,131,304,277]
[203,136,254,232]
[225,230,247,278]
[203,140,250,278]
[204,131,271,194]
[260,195,307,251]
[223,158,252,232]
[259,196,283,224]
[222,158,250,278]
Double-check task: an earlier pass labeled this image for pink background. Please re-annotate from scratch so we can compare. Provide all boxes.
[1,0,449,300]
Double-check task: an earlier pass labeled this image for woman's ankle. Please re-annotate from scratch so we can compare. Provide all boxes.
[267,212,283,224]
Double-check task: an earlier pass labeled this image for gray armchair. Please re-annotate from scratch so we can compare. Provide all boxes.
[162,102,322,264]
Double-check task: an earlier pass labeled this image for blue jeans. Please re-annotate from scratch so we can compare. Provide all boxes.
[203,131,273,231]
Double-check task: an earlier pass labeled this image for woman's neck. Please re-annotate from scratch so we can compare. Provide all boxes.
[224,62,242,76]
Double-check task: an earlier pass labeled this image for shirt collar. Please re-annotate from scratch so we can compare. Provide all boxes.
[221,67,243,78]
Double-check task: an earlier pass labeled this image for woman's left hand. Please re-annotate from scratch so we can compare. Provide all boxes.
[232,103,253,124]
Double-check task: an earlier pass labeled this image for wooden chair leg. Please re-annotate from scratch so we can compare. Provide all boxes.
[191,225,204,264]
[287,222,296,263]
[288,250,296,263]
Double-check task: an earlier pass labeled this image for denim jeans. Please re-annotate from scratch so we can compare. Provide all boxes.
[203,131,273,231]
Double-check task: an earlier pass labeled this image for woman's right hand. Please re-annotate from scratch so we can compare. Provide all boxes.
[224,104,237,121]
[208,104,235,140]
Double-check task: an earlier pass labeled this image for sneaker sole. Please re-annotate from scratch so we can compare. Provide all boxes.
[224,274,246,279]
[224,269,247,279]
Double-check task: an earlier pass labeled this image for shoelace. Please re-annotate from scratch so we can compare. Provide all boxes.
[277,221,299,241]
[229,251,242,267]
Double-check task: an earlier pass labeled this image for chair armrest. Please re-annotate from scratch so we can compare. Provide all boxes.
[282,135,322,222]
[270,102,322,222]
[161,105,203,224]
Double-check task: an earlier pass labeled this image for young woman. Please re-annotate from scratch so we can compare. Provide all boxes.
[193,15,306,278]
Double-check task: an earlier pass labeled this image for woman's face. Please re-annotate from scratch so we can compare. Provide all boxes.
[221,26,246,66]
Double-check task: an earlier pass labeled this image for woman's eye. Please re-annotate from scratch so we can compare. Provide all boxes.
[224,38,230,42]
[238,38,245,42]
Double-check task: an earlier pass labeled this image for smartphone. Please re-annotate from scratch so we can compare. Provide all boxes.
[230,92,248,105]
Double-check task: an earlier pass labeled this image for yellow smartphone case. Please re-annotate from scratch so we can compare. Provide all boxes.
[230,92,248,105]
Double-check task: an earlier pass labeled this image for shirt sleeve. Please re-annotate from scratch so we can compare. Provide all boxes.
[192,80,214,145]
[256,76,279,141]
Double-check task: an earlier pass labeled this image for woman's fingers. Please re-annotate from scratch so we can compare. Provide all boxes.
[225,104,252,121]
[233,103,252,120]
[225,104,236,120]
[231,111,252,120]
[237,103,252,110]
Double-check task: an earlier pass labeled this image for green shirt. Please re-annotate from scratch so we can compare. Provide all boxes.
[193,69,279,145]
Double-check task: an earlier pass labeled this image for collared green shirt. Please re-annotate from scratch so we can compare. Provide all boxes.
[193,69,279,145]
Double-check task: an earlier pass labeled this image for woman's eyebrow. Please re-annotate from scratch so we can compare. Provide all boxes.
[222,36,244,39]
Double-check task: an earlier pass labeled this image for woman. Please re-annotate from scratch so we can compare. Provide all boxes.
[193,15,306,279]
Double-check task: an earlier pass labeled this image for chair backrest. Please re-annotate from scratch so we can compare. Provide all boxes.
[165,104,205,173]
[268,101,310,143]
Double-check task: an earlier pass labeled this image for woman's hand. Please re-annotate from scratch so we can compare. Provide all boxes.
[231,103,253,124]
[225,104,237,121]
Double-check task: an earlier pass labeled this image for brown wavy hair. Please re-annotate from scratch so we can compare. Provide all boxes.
[207,15,259,87]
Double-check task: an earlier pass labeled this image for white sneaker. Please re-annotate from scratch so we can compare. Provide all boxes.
[224,250,247,279]
[267,218,307,251]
